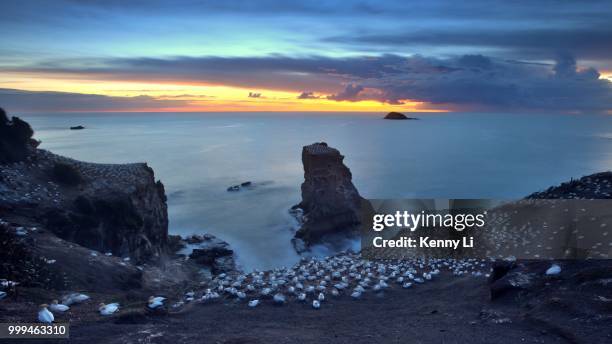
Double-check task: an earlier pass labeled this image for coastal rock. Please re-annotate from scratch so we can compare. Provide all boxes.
[292,142,371,250]
[41,160,169,263]
[0,110,169,264]
[0,221,142,292]
[226,181,254,192]
[0,107,38,163]
[383,112,418,120]
[185,234,236,274]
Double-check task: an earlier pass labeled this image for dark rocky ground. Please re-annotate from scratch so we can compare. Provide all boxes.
[2,264,611,344]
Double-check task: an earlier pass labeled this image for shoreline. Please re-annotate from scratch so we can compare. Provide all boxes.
[1,112,612,343]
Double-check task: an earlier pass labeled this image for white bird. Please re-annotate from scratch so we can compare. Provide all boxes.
[248,299,260,307]
[318,292,325,302]
[312,300,320,309]
[147,296,166,309]
[62,293,89,306]
[545,264,561,275]
[237,292,246,299]
[38,304,54,323]
[273,293,286,304]
[351,291,362,299]
[99,303,120,316]
[331,289,339,296]
[49,300,69,312]
[0,291,6,300]
[297,293,306,301]
[402,282,413,289]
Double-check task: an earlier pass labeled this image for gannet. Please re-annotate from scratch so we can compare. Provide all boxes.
[62,293,90,306]
[312,300,321,309]
[545,264,561,275]
[147,296,166,309]
[38,304,54,323]
[248,299,260,307]
[297,293,306,302]
[351,291,362,299]
[99,303,120,315]
[0,291,6,300]
[318,292,325,302]
[49,300,69,312]
[273,293,286,304]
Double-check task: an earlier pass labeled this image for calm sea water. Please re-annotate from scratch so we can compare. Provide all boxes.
[21,112,612,270]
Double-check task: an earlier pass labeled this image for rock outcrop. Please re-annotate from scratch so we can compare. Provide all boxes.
[0,107,38,163]
[383,112,418,120]
[292,142,371,250]
[0,108,172,292]
[184,234,236,274]
[1,148,169,263]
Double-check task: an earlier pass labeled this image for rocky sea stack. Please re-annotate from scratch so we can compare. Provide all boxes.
[383,112,418,120]
[292,142,372,251]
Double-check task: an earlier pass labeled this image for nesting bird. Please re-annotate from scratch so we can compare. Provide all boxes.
[147,296,166,309]
[62,293,90,306]
[49,300,69,312]
[99,303,120,316]
[38,304,54,323]
[545,264,562,275]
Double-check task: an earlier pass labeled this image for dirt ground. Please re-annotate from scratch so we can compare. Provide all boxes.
[4,273,609,344]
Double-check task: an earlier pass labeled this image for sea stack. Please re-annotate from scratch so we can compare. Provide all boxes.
[383,112,417,120]
[292,142,370,251]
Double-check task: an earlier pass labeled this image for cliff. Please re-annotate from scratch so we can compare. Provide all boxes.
[0,108,170,291]
[0,108,38,163]
[292,142,371,250]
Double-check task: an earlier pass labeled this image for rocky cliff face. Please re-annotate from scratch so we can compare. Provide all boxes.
[0,108,38,163]
[0,108,169,269]
[293,142,370,250]
[1,149,169,263]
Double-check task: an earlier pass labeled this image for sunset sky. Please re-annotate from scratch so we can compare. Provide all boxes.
[0,0,611,113]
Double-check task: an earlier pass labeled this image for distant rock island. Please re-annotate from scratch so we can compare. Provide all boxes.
[70,125,85,130]
[383,112,418,120]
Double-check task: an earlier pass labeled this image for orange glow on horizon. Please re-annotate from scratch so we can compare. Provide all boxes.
[0,73,449,113]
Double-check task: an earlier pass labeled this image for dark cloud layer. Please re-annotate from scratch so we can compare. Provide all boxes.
[4,52,611,113]
[325,28,612,61]
[0,88,185,112]
[4,52,612,113]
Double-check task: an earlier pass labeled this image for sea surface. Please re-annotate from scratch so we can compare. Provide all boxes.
[21,112,612,270]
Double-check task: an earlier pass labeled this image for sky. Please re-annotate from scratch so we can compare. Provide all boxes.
[0,0,611,113]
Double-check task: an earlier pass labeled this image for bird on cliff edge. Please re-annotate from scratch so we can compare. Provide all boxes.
[49,300,69,312]
[38,304,54,323]
[147,296,166,309]
[99,303,119,316]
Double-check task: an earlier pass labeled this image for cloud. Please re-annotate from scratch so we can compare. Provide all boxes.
[325,27,612,61]
[327,84,364,101]
[297,91,320,99]
[2,53,611,113]
[354,54,612,113]
[0,88,187,112]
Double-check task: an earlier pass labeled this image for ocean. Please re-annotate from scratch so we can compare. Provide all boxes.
[21,112,612,270]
